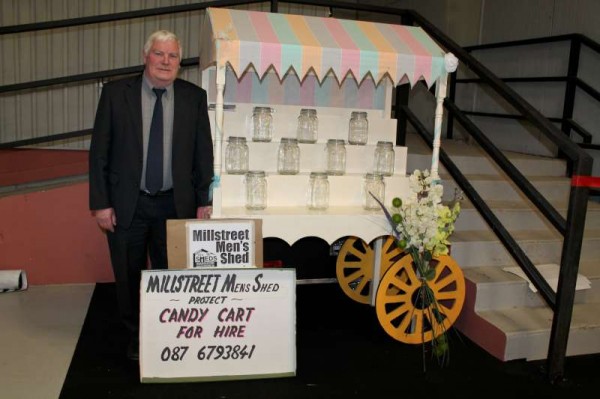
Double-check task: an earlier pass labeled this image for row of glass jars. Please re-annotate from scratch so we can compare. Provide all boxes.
[252,107,370,145]
[226,137,395,176]
[245,171,386,211]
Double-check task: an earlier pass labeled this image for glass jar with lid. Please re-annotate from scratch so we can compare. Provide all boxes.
[326,139,346,175]
[277,138,300,175]
[296,108,318,143]
[348,111,368,145]
[373,141,395,176]
[225,136,249,174]
[307,172,329,210]
[363,173,385,210]
[252,106,273,142]
[245,170,267,210]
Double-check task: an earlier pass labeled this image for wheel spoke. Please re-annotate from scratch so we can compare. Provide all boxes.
[434,291,457,300]
[413,311,424,335]
[404,262,419,284]
[354,276,369,295]
[424,310,445,335]
[397,309,414,333]
[339,260,366,270]
[382,237,394,253]
[389,275,411,293]
[437,302,454,315]
[347,245,369,259]
[381,292,409,305]
[384,303,410,322]
[342,269,364,284]
[433,272,456,291]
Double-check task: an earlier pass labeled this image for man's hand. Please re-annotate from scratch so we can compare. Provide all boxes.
[93,208,117,232]
[197,206,212,220]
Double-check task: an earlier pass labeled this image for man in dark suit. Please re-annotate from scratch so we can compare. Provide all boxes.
[89,30,214,360]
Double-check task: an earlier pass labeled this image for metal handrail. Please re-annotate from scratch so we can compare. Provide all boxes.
[403,17,592,381]
[0,0,248,35]
[460,34,600,148]
[0,58,200,94]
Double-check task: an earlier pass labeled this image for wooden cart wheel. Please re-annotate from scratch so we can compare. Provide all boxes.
[336,236,403,304]
[375,254,465,344]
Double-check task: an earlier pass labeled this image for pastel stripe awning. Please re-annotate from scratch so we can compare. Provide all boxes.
[200,7,448,87]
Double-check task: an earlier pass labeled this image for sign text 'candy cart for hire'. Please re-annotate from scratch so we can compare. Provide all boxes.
[140,268,296,382]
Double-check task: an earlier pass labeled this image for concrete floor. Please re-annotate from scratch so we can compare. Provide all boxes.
[0,284,94,399]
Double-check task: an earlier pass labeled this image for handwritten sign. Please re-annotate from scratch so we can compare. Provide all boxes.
[186,220,255,268]
[139,268,296,382]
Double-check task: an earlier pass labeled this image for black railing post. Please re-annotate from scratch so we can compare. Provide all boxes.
[560,37,581,174]
[401,11,414,26]
[270,0,278,12]
[547,158,592,383]
[447,70,457,139]
[561,37,581,138]
[395,11,414,146]
[395,85,410,146]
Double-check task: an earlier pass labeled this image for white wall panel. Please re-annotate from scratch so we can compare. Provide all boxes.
[0,1,336,148]
[2,0,600,157]
[468,0,600,158]
[552,0,600,41]
[0,0,210,148]
[481,0,554,43]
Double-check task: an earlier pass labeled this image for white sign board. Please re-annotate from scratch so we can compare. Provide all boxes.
[140,268,296,382]
[186,220,255,268]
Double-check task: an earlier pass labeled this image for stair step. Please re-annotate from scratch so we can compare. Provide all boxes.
[462,302,600,361]
[455,200,600,231]
[407,137,567,177]
[462,261,600,311]
[406,134,600,361]
[438,174,571,203]
[449,229,600,267]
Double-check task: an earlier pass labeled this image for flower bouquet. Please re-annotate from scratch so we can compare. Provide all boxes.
[371,169,463,369]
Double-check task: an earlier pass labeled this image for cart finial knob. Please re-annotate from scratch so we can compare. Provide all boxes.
[444,53,459,73]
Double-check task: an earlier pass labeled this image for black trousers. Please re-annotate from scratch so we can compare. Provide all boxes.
[106,192,177,338]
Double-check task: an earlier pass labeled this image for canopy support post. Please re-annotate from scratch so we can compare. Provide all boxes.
[212,65,226,217]
[431,72,448,181]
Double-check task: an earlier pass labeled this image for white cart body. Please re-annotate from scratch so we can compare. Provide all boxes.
[199,7,453,250]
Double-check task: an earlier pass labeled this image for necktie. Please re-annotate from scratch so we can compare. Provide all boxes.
[146,88,166,195]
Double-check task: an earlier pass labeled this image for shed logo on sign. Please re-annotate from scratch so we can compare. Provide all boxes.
[186,223,255,268]
[193,249,218,268]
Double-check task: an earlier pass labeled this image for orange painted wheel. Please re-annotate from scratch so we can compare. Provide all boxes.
[375,254,465,344]
[336,236,403,304]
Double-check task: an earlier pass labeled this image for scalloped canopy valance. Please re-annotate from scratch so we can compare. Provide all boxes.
[200,7,448,87]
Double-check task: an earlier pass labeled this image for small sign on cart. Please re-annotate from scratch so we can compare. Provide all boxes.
[166,219,263,269]
[139,268,296,383]
[186,220,255,268]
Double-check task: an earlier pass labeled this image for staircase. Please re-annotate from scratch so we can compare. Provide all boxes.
[406,133,600,361]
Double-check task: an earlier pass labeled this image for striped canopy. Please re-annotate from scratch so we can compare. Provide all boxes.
[200,7,447,87]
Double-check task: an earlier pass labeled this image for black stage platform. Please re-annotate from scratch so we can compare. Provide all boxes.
[60,280,598,399]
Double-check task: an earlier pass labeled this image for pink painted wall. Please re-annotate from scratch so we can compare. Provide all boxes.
[0,181,114,285]
[0,149,88,186]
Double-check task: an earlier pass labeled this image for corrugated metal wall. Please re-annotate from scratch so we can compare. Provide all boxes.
[0,0,328,149]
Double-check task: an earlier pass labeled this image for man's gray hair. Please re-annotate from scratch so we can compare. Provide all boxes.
[143,30,183,59]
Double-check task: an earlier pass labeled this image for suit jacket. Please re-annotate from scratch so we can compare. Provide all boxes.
[89,75,214,229]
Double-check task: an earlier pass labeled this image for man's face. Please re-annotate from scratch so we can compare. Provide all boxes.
[143,39,181,87]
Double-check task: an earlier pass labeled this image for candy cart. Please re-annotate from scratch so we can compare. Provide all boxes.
[199,7,463,344]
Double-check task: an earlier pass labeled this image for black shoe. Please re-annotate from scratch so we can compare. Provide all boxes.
[127,340,139,361]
